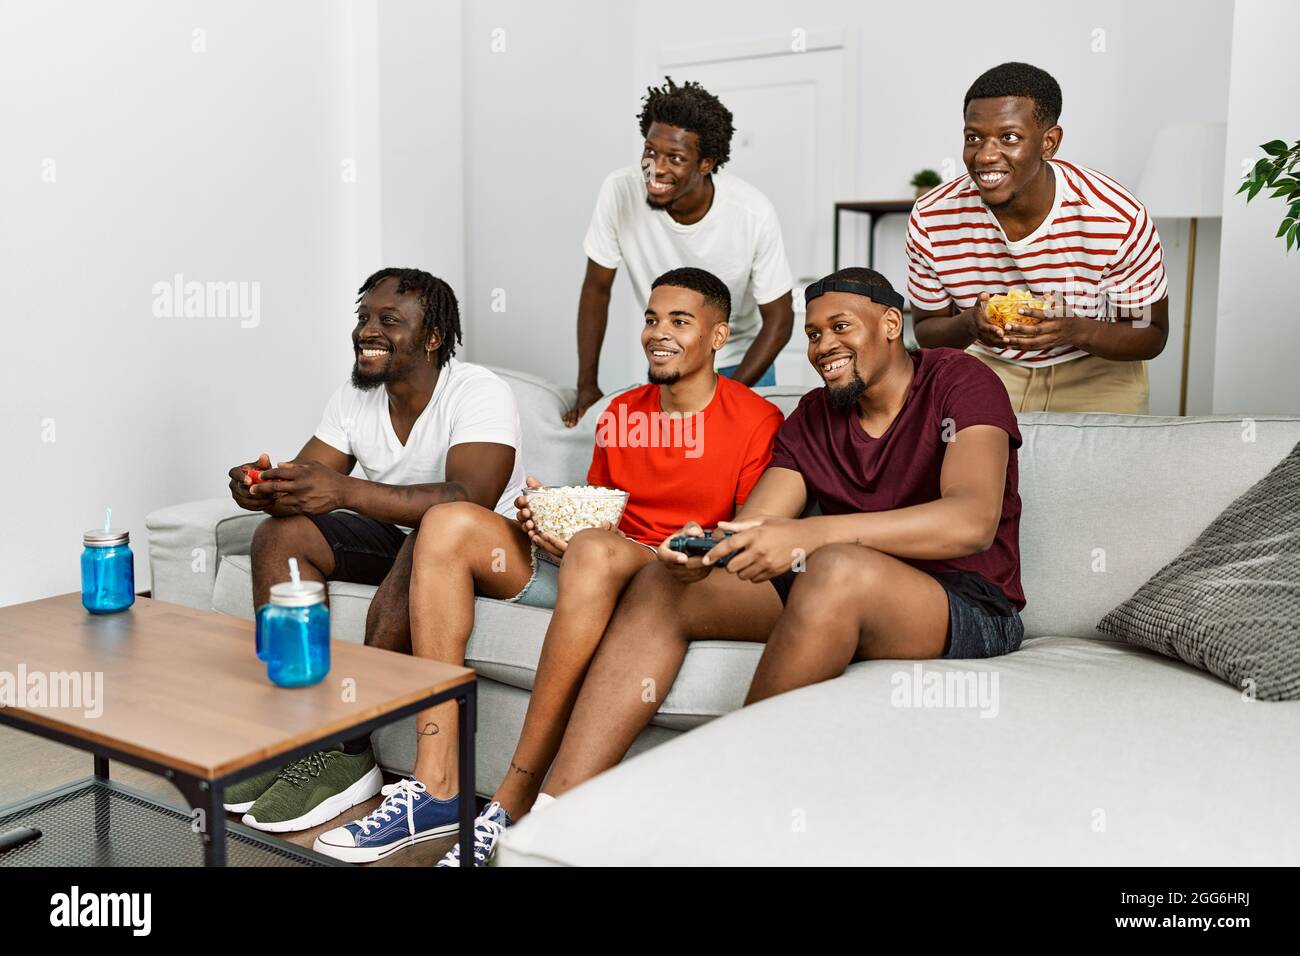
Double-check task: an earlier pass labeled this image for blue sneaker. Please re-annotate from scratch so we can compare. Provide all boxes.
[436,800,513,867]
[312,778,458,863]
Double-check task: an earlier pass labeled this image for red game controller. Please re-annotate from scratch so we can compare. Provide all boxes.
[242,466,267,486]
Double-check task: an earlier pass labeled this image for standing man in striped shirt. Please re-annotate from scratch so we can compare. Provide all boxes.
[908,62,1169,414]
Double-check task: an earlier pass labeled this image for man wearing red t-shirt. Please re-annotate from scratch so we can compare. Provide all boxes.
[540,267,1025,803]
[311,267,782,865]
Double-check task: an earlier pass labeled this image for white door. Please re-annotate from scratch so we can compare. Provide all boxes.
[660,33,857,386]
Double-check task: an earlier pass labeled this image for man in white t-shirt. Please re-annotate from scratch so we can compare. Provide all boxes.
[221,267,525,833]
[564,77,794,425]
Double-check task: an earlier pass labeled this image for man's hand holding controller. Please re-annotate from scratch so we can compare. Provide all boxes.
[659,522,736,583]
[228,453,273,512]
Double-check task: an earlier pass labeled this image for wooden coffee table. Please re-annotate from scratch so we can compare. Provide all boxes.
[0,594,476,866]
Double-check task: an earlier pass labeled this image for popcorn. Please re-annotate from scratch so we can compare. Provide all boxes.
[525,485,629,541]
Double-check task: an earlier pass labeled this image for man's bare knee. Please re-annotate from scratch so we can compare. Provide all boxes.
[252,513,322,553]
[413,500,496,566]
[796,544,887,597]
[563,527,622,562]
[252,515,333,574]
[416,500,487,541]
[557,528,637,584]
[252,514,300,556]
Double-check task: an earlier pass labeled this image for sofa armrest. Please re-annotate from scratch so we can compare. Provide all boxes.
[145,498,268,610]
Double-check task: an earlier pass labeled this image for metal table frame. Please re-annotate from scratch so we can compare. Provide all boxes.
[0,678,476,867]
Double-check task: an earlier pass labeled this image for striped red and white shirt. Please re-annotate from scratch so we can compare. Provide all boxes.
[906,159,1168,367]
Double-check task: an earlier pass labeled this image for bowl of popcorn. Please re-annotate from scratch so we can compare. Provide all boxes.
[985,289,1047,328]
[525,485,629,541]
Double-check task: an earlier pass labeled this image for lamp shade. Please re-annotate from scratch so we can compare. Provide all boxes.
[1137,122,1227,218]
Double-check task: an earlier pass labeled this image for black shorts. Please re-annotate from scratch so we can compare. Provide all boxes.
[768,568,1024,660]
[307,511,409,586]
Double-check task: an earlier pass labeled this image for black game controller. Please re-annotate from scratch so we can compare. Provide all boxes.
[667,530,735,566]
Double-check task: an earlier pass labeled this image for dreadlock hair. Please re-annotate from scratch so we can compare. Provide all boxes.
[356,267,462,367]
[638,77,735,171]
[964,62,1063,128]
[651,267,732,322]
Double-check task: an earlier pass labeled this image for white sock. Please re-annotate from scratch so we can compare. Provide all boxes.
[531,792,557,813]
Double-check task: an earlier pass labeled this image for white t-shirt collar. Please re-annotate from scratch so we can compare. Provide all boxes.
[984,160,1062,251]
[660,175,720,233]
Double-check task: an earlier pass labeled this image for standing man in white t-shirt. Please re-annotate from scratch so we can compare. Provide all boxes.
[563,77,795,426]
[220,267,525,834]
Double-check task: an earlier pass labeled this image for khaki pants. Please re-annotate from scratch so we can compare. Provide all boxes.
[971,350,1150,414]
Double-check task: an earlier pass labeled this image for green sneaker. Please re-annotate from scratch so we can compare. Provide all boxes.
[241,746,383,833]
[223,765,284,814]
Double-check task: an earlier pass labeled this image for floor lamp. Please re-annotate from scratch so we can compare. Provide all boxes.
[1138,123,1226,415]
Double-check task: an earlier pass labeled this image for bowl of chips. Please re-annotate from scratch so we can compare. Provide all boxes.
[525,485,629,542]
[985,289,1047,327]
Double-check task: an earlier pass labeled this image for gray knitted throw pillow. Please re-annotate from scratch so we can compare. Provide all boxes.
[1097,440,1300,700]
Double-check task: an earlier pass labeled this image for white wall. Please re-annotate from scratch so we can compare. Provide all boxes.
[460,0,641,390]
[1212,0,1300,415]
[377,0,464,288]
[0,0,370,605]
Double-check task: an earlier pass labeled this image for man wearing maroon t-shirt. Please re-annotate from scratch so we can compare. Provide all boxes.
[539,267,1025,801]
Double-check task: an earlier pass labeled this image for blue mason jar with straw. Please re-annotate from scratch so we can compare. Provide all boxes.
[81,507,134,614]
[257,558,330,688]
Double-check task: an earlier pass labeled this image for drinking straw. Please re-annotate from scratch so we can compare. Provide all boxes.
[288,557,301,589]
[104,507,111,531]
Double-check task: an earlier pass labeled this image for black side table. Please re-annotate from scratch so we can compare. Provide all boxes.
[833,199,916,271]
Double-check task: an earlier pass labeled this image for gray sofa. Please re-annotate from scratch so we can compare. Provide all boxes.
[146,366,1300,865]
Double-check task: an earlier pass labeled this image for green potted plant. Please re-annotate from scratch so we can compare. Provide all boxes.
[1237,138,1300,252]
[910,168,942,197]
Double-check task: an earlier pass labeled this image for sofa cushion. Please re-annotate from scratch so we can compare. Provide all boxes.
[146,497,268,610]
[496,635,1300,866]
[484,367,592,486]
[1010,415,1300,640]
[213,554,762,730]
[1098,439,1300,700]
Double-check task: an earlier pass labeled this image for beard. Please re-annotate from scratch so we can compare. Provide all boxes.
[825,368,867,409]
[647,365,682,386]
[350,359,391,391]
[350,344,417,391]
